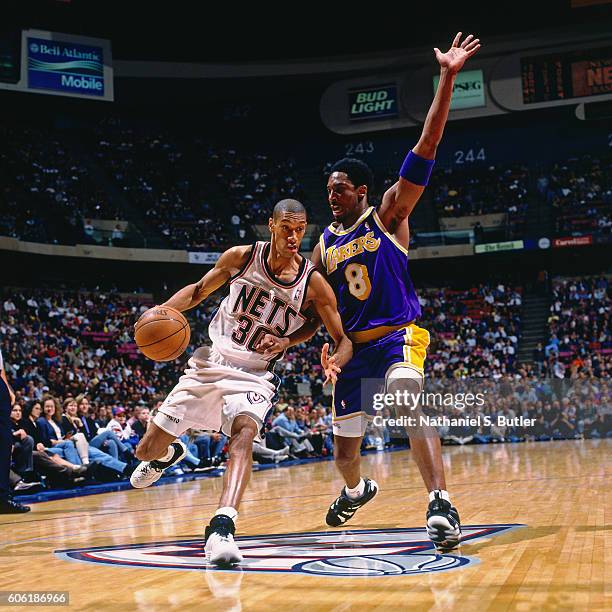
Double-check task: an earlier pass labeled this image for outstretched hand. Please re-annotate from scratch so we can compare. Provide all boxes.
[434,32,481,74]
[321,342,341,386]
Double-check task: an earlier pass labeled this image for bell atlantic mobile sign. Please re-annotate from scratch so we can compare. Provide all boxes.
[0,29,113,101]
[28,38,105,96]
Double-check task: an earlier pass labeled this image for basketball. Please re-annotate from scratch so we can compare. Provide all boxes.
[134,306,191,361]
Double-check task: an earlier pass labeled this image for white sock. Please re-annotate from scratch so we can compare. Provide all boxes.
[157,445,174,462]
[429,489,450,503]
[216,506,238,522]
[345,478,365,499]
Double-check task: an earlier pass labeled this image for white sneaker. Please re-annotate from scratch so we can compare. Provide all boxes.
[204,515,243,566]
[274,450,290,463]
[14,481,41,491]
[130,440,187,489]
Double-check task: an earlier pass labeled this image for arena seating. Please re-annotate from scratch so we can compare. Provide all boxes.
[3,119,612,251]
[538,155,612,236]
[420,283,523,378]
[5,274,608,495]
[544,276,611,376]
[1,125,121,244]
[431,163,529,230]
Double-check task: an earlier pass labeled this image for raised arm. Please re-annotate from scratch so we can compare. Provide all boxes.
[161,245,252,312]
[378,32,481,231]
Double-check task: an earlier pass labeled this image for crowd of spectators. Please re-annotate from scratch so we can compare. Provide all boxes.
[94,122,305,249]
[420,283,523,379]
[208,146,305,226]
[537,155,612,236]
[416,373,610,446]
[3,273,610,497]
[538,276,611,379]
[0,125,121,244]
[95,122,232,251]
[3,119,612,251]
[431,163,530,230]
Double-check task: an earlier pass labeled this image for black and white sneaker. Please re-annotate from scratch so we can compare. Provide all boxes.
[325,478,379,527]
[204,514,243,566]
[193,456,223,472]
[130,440,187,489]
[426,492,462,550]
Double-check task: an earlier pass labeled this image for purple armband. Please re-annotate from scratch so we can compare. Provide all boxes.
[399,150,435,186]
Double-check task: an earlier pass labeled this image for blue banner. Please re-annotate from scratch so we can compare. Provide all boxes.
[27,37,104,97]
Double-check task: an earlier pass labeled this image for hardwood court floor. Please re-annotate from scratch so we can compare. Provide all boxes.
[1,439,609,611]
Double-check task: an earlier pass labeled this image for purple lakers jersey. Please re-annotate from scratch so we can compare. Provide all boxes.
[320,206,421,338]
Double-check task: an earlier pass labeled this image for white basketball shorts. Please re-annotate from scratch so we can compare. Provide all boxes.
[153,347,278,441]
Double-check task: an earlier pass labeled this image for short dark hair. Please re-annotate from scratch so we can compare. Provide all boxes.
[272,199,307,221]
[330,158,374,192]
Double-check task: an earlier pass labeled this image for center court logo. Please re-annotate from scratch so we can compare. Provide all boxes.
[55,525,523,576]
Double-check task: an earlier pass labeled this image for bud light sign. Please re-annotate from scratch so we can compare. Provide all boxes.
[348,84,398,122]
[28,37,105,97]
[433,69,485,110]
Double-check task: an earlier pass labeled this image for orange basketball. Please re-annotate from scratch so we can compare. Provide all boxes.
[134,306,191,362]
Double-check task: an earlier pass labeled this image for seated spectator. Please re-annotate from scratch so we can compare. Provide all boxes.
[19,399,90,482]
[309,407,333,456]
[106,407,137,443]
[431,162,529,233]
[20,400,44,449]
[192,430,226,464]
[75,395,135,460]
[10,404,35,480]
[364,420,390,451]
[252,440,290,464]
[271,406,314,457]
[130,407,150,443]
[38,396,131,479]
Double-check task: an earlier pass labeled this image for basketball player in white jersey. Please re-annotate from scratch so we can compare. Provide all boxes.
[130,199,351,566]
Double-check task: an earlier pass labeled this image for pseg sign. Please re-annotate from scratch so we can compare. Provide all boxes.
[28,37,105,96]
[348,84,398,122]
[433,69,485,110]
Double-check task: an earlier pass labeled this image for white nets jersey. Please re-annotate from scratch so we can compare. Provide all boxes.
[208,242,315,371]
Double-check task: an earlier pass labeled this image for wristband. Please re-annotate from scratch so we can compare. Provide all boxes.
[399,150,435,186]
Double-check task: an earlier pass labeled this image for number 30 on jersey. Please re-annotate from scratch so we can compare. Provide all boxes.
[345,263,371,300]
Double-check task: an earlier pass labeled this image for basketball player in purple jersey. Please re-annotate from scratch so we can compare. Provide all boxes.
[312,33,481,549]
